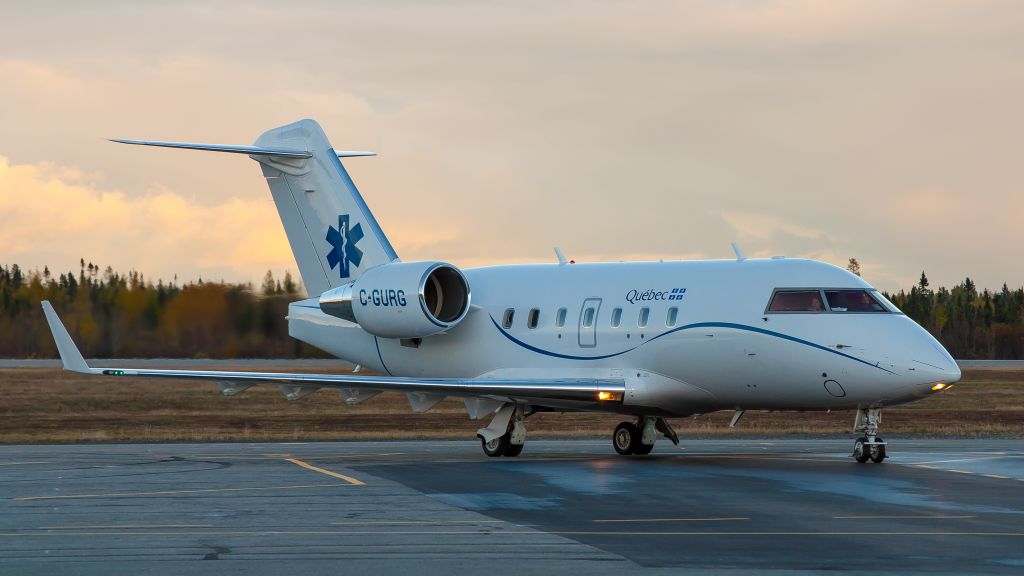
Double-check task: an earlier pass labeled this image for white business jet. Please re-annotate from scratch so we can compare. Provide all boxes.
[41,119,961,461]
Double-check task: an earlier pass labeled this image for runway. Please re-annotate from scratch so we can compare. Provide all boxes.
[2,439,1024,575]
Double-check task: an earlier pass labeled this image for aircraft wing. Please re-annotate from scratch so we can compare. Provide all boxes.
[40,302,624,408]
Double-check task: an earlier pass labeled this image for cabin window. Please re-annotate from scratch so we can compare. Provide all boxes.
[638,307,649,328]
[555,307,567,327]
[502,308,515,328]
[767,290,826,313]
[527,308,540,329]
[611,307,622,327]
[666,306,678,327]
[583,307,596,328]
[824,290,888,313]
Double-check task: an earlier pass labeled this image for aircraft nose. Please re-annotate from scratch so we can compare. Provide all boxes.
[920,360,961,385]
[909,329,961,386]
[947,362,962,384]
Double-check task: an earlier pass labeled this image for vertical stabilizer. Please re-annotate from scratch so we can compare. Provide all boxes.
[252,119,398,296]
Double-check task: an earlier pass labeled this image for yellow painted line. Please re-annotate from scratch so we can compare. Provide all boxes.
[0,461,48,466]
[40,524,215,529]
[593,517,750,523]
[833,515,975,520]
[285,458,365,485]
[330,520,505,526]
[14,482,348,501]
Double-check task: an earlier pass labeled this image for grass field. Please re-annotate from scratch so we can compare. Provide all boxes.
[0,367,1021,443]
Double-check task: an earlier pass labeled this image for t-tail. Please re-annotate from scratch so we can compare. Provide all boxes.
[112,119,399,296]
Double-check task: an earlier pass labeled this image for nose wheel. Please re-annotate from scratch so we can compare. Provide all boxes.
[852,408,887,464]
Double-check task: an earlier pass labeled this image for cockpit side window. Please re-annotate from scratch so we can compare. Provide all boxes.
[824,290,888,313]
[873,291,904,314]
[767,290,825,313]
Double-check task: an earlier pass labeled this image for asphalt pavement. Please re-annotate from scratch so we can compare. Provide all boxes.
[2,438,1024,575]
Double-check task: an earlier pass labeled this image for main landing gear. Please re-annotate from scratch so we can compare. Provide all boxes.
[612,417,679,456]
[852,407,887,464]
[477,403,527,457]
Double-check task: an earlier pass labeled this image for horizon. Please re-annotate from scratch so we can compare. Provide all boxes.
[4,258,1023,297]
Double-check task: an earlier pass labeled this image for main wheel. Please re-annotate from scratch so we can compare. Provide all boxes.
[853,437,870,463]
[613,422,640,455]
[502,442,524,457]
[869,437,886,463]
[634,442,654,455]
[481,434,507,457]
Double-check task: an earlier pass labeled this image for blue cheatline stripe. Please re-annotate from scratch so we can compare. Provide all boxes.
[374,336,392,376]
[488,315,895,374]
[488,316,627,361]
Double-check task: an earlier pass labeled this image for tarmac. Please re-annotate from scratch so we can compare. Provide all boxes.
[2,438,1024,575]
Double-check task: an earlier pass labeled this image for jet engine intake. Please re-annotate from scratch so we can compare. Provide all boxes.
[319,261,471,338]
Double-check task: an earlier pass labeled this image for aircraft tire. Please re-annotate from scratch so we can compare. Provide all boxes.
[869,438,886,463]
[502,442,524,457]
[613,422,639,455]
[481,434,507,457]
[853,437,870,463]
[634,442,654,456]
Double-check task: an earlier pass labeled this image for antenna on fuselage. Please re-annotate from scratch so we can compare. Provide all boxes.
[731,242,748,262]
[554,247,568,266]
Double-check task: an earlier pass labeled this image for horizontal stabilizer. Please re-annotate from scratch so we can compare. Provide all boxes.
[110,139,312,158]
[110,139,376,159]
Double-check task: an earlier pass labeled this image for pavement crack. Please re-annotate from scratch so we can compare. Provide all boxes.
[201,544,231,560]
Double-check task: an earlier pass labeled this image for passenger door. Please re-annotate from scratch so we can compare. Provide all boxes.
[578,298,601,348]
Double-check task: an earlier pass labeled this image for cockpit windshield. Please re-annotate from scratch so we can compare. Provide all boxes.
[766,288,896,314]
[824,290,887,312]
[767,290,825,312]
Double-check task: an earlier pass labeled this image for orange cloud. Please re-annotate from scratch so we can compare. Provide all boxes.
[0,155,296,283]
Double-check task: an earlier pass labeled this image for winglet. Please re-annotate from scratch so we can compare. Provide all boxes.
[40,301,91,373]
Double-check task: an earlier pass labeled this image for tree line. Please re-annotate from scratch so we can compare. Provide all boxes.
[884,273,1023,359]
[0,260,326,358]
[1,259,1022,359]
[845,258,1023,359]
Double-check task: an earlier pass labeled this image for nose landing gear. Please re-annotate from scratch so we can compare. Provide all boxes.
[852,407,887,463]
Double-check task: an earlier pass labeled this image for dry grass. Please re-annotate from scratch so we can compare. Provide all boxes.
[0,367,1021,443]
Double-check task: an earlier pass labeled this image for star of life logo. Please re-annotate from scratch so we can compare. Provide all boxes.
[326,214,364,278]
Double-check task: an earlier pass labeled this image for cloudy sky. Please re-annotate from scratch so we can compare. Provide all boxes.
[1,1,1021,292]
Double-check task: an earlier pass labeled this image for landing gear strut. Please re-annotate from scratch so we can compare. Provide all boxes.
[477,403,526,457]
[613,417,678,456]
[852,407,886,464]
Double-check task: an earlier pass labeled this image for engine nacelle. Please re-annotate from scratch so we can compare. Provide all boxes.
[319,261,471,338]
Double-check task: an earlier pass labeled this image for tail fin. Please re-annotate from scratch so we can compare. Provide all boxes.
[113,119,399,296]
